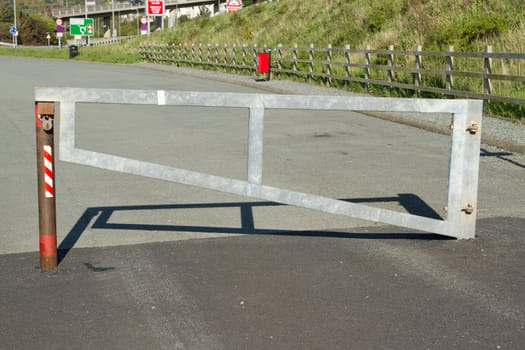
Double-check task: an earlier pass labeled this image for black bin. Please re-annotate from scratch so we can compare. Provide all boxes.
[69,45,79,59]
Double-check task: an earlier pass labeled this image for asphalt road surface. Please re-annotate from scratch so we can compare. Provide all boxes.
[0,56,524,349]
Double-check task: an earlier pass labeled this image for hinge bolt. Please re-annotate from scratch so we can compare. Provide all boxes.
[462,204,474,215]
[466,123,479,135]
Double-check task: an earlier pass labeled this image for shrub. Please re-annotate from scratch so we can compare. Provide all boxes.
[459,13,507,46]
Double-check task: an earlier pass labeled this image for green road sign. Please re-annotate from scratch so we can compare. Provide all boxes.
[70,18,94,36]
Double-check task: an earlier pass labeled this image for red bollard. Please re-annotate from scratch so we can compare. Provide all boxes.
[35,102,58,270]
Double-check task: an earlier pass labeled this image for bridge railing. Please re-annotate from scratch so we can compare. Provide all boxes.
[139,43,525,108]
[51,0,216,17]
[51,2,143,17]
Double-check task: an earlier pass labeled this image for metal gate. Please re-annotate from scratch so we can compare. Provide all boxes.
[34,87,483,269]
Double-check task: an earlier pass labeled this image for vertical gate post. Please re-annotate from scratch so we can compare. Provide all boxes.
[446,101,483,239]
[35,101,58,270]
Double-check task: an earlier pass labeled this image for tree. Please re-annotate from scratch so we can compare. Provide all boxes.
[0,2,14,23]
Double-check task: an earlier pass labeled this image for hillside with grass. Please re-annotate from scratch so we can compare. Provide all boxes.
[150,0,525,53]
[2,0,524,56]
[1,0,524,119]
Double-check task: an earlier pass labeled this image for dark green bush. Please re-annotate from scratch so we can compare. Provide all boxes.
[365,6,389,33]
[459,13,507,46]
[428,13,507,50]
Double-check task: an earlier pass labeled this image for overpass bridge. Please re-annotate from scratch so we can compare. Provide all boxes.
[51,0,223,20]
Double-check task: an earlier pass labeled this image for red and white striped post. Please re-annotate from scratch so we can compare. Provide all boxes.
[35,102,58,270]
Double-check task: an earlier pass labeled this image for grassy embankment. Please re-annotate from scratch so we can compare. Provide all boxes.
[1,0,524,119]
[0,40,140,63]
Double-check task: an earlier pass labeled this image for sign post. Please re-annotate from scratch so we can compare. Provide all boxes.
[140,17,148,35]
[146,0,165,35]
[9,26,17,47]
[70,18,94,37]
[55,18,63,48]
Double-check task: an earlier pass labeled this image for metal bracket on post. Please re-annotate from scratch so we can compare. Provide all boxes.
[35,101,58,270]
[41,114,54,132]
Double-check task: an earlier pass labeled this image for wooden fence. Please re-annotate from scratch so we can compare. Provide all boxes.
[139,43,525,106]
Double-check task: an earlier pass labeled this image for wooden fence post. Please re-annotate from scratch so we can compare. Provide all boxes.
[277,44,283,77]
[308,43,314,83]
[484,45,493,95]
[242,44,247,68]
[344,44,350,88]
[446,45,454,92]
[326,44,332,87]
[364,45,371,90]
[293,43,298,73]
[387,44,395,90]
[223,44,228,71]
[252,44,257,71]
[414,45,422,95]
[232,44,238,73]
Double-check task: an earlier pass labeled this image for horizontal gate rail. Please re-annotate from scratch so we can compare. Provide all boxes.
[35,88,483,257]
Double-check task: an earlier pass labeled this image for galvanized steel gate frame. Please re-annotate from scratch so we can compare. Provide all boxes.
[35,87,483,243]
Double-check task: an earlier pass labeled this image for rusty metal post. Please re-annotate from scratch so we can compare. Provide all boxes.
[35,101,57,270]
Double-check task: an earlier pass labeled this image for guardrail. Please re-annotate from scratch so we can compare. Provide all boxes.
[34,87,483,269]
[139,43,525,107]
[78,36,135,46]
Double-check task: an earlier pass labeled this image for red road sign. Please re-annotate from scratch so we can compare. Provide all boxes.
[226,0,242,12]
[147,0,165,16]
[55,18,63,33]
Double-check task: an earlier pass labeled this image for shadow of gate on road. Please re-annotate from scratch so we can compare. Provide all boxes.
[57,193,448,264]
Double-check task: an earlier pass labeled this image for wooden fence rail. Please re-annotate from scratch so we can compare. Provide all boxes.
[139,43,525,106]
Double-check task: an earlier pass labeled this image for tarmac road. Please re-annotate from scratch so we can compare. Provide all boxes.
[0,56,524,349]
